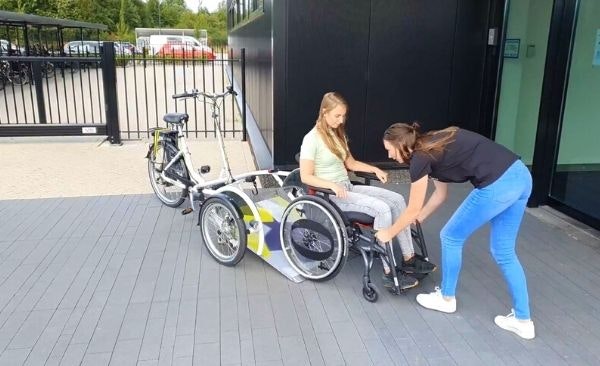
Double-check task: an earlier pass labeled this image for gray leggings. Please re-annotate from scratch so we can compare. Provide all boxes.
[330,181,414,258]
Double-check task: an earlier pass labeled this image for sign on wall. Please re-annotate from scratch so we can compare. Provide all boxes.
[504,38,520,59]
[593,29,600,67]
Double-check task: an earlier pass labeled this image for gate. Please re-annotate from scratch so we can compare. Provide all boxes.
[1,45,247,143]
[0,46,120,143]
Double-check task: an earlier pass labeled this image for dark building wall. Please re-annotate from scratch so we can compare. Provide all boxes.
[364,0,458,160]
[229,0,499,166]
[283,0,371,166]
[228,1,274,155]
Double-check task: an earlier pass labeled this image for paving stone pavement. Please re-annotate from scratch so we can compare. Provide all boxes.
[1,137,600,365]
[0,136,256,200]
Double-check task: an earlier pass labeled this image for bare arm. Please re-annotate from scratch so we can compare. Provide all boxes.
[375,175,429,243]
[299,158,348,198]
[417,179,448,223]
[344,154,388,183]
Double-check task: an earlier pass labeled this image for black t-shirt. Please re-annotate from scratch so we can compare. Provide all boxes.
[409,129,518,188]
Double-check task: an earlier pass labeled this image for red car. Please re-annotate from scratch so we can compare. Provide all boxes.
[157,41,215,60]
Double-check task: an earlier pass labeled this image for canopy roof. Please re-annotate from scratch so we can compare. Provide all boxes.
[0,10,107,30]
[135,28,207,37]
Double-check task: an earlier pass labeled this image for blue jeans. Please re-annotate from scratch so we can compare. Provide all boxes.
[440,160,533,319]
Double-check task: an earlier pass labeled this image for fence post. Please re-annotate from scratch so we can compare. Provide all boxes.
[102,42,121,144]
[31,61,47,124]
[241,48,247,142]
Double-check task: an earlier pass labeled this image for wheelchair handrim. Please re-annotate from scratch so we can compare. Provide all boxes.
[280,198,347,280]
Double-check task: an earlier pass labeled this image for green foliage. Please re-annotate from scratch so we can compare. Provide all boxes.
[1,0,228,46]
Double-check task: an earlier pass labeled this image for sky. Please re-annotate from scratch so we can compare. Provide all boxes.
[184,0,223,13]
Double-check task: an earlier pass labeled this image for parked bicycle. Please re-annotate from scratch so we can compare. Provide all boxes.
[0,59,29,89]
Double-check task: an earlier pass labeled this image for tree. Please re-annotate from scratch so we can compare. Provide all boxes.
[0,0,228,45]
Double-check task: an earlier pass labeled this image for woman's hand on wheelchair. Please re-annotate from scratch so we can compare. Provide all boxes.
[373,168,388,183]
[375,227,394,243]
[330,183,348,198]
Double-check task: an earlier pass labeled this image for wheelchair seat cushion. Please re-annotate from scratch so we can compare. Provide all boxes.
[345,211,374,226]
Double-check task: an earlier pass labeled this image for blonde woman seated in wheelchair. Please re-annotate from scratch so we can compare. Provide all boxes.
[298,92,436,291]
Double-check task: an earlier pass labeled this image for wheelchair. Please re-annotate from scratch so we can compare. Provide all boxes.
[280,169,431,302]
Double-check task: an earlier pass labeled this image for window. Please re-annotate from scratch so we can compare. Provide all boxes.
[228,0,264,30]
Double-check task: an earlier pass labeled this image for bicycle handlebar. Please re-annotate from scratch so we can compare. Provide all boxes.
[172,85,237,100]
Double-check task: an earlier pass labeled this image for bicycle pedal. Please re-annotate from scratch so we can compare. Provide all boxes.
[181,207,193,215]
[200,165,210,174]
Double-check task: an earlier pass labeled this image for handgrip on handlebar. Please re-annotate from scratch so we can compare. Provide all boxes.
[227,85,238,96]
[172,89,197,99]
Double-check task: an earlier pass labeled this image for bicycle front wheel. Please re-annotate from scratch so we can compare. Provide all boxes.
[147,140,187,207]
[42,62,55,78]
[10,68,28,85]
[199,195,247,266]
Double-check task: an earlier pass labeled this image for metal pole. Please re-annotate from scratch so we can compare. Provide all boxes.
[32,61,47,124]
[158,0,162,34]
[101,42,121,144]
[241,48,246,141]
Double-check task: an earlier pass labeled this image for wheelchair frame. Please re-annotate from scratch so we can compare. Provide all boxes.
[278,169,431,302]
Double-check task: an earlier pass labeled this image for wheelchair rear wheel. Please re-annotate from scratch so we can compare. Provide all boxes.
[199,195,247,266]
[280,196,348,281]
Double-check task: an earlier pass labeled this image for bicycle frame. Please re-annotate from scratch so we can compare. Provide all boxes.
[158,94,285,195]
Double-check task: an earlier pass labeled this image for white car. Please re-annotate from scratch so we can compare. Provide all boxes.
[1,39,24,55]
[63,41,132,56]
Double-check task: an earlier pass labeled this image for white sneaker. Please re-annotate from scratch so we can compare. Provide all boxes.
[494,309,535,340]
[416,286,456,313]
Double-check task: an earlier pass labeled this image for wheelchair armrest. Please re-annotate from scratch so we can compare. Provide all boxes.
[353,171,380,185]
[307,185,335,196]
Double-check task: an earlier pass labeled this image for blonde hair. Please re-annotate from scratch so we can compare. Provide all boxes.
[383,122,458,161]
[315,92,350,161]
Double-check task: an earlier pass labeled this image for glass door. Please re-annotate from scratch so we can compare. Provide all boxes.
[550,0,600,221]
[495,0,554,165]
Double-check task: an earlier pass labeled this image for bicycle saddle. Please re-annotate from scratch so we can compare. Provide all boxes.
[163,113,189,125]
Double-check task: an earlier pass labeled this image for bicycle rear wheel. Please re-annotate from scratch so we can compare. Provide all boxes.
[10,67,28,85]
[199,195,247,266]
[42,62,55,78]
[147,140,187,207]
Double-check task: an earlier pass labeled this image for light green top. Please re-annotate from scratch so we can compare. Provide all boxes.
[300,128,349,183]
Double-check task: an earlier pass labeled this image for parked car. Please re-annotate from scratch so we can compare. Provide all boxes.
[156,40,215,59]
[0,39,24,55]
[115,41,137,55]
[63,41,132,56]
[149,35,215,59]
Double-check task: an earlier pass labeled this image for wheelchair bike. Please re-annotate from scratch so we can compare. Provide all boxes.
[279,169,431,302]
[148,87,432,301]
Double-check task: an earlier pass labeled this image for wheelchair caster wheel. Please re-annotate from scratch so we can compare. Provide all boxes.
[362,283,378,302]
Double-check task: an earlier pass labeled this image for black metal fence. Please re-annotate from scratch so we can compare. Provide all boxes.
[116,46,245,140]
[0,43,246,142]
